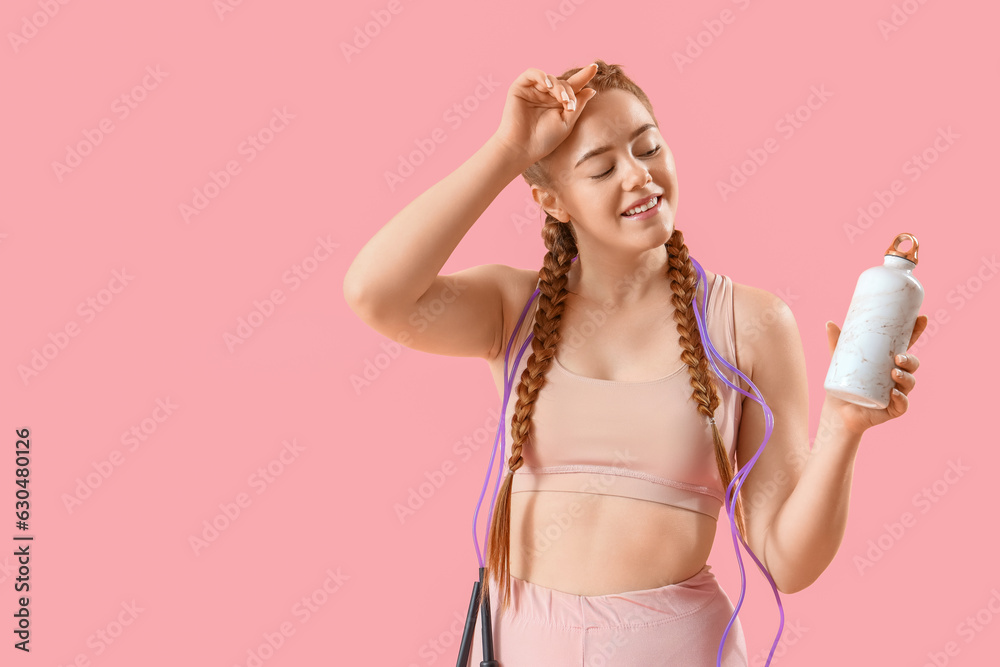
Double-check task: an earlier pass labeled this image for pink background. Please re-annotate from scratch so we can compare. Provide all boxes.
[3,0,998,665]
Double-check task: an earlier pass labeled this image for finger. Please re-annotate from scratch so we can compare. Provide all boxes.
[554,80,578,111]
[514,67,548,92]
[906,314,928,349]
[573,87,597,111]
[520,68,554,94]
[896,351,920,373]
[826,321,841,357]
[528,75,572,110]
[523,69,568,107]
[890,387,908,416]
[891,367,915,394]
[567,62,599,89]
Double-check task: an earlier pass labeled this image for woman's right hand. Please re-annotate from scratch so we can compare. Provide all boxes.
[491,64,599,169]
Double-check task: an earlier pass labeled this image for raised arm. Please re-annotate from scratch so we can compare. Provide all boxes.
[342,65,599,360]
[342,134,528,359]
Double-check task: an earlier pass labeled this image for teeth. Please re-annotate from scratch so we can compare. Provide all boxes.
[624,196,658,216]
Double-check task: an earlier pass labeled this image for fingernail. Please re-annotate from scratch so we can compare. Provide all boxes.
[897,354,907,364]
[561,90,569,102]
[545,77,552,88]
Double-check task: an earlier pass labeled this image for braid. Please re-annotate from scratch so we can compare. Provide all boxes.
[483,57,745,622]
[666,229,747,537]
[482,213,576,618]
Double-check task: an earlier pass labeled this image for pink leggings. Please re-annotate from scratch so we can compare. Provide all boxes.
[465,565,748,666]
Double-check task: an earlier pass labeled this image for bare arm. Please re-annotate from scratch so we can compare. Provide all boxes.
[343,133,528,314]
[734,285,928,594]
[342,135,529,359]
[343,65,599,360]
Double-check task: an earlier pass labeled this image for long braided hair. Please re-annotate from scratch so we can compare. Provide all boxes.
[483,60,747,617]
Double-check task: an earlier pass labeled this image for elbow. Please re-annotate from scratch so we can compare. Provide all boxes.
[343,266,381,319]
[343,272,403,328]
[771,568,820,595]
[776,579,807,595]
[342,274,381,329]
[757,530,825,595]
[342,272,365,313]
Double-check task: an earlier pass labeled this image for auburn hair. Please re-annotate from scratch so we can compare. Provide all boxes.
[481,60,747,618]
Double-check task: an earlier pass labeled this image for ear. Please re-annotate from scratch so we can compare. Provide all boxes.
[531,184,569,223]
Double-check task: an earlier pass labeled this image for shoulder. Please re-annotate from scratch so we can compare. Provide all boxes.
[728,277,798,374]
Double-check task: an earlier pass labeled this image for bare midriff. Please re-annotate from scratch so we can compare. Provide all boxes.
[490,266,723,596]
[508,491,718,595]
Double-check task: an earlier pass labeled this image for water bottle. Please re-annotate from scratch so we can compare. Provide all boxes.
[824,233,924,409]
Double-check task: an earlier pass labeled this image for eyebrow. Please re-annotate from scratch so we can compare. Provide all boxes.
[574,123,658,169]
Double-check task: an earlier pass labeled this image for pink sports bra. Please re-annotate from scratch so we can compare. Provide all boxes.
[504,272,743,521]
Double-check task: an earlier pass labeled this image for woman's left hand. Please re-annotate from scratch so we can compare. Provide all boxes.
[824,314,928,435]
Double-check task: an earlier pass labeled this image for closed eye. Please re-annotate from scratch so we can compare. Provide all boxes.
[591,145,661,180]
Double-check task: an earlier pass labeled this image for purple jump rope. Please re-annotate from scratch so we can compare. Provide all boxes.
[456,254,784,667]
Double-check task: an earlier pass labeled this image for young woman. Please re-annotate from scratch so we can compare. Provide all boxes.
[343,60,927,666]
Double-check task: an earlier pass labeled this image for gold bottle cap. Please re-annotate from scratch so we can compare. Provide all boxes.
[885,233,919,265]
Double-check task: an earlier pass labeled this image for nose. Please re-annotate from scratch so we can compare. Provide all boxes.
[621,156,652,190]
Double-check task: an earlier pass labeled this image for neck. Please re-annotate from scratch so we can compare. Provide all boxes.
[565,243,672,308]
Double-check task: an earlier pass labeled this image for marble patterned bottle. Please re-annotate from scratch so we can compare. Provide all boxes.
[824,233,924,409]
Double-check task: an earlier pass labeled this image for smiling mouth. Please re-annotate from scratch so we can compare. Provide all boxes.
[621,195,661,217]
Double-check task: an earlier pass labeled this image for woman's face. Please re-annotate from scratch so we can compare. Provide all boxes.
[532,88,679,253]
